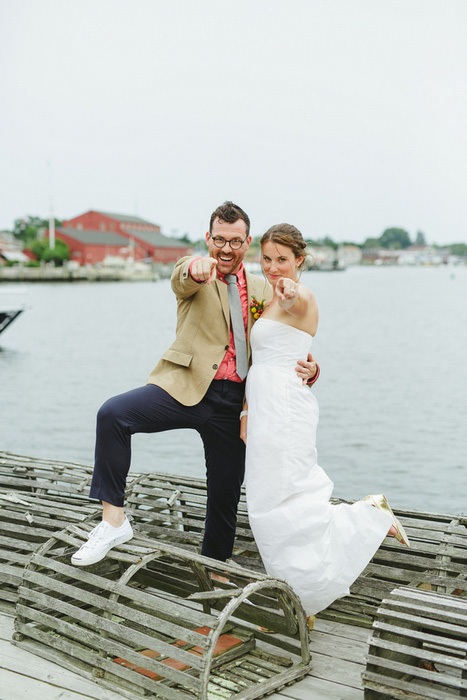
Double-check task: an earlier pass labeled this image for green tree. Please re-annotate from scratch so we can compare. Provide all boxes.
[363,237,381,249]
[415,231,426,246]
[321,236,338,250]
[340,241,362,248]
[447,243,467,256]
[29,238,70,266]
[14,216,63,245]
[379,228,411,249]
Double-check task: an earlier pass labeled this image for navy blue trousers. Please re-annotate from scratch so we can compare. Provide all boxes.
[90,380,246,561]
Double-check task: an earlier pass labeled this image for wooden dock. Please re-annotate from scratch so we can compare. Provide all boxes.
[0,452,466,700]
[0,607,369,699]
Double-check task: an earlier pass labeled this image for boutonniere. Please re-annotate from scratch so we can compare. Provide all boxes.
[250,297,265,319]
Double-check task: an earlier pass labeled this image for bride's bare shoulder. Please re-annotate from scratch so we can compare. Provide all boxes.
[299,284,318,309]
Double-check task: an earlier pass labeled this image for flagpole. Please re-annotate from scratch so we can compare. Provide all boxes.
[47,159,55,250]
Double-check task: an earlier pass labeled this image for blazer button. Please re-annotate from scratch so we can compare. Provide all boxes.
[224,345,229,350]
[213,364,218,370]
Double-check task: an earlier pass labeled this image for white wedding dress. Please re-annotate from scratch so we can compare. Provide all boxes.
[245,318,392,616]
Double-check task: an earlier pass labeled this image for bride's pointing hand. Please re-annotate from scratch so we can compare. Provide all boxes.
[277,277,299,305]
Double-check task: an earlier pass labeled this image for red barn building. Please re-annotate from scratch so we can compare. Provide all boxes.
[47,210,190,265]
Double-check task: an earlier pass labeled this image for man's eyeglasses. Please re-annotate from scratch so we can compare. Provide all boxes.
[210,234,248,250]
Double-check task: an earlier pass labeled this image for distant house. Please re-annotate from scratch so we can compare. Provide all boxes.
[362,246,449,266]
[398,245,448,265]
[337,245,362,266]
[362,249,401,265]
[46,210,191,266]
[0,231,30,265]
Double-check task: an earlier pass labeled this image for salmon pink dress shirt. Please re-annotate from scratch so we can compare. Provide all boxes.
[189,259,248,383]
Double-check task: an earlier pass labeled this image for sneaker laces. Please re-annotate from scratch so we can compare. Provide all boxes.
[82,521,112,550]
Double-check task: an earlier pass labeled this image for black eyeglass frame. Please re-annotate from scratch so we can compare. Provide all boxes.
[209,234,249,250]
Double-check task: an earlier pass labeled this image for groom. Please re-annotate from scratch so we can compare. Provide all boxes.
[72,201,318,567]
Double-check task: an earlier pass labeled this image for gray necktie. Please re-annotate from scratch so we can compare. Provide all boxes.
[225,274,248,380]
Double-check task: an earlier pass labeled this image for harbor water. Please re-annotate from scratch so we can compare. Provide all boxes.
[1,266,466,514]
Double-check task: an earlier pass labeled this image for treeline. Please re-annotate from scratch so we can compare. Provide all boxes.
[247,227,465,254]
[13,216,70,266]
[304,228,466,255]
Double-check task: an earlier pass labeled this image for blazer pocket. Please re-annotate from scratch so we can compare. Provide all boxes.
[161,349,193,367]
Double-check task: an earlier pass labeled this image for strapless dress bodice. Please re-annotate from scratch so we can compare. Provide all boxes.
[250,318,313,370]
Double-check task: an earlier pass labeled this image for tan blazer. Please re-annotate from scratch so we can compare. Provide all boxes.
[147,256,271,406]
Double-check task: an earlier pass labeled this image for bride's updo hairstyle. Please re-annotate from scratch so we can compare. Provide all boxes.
[260,223,309,272]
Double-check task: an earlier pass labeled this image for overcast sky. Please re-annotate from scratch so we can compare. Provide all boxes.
[1,0,467,244]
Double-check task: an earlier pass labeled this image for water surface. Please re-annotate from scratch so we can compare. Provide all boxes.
[1,266,465,514]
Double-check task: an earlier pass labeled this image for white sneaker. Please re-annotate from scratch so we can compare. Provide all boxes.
[71,517,133,566]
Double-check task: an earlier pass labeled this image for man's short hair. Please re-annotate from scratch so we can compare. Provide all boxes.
[209,201,250,236]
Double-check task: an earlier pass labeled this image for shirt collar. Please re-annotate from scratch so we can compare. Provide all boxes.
[217,263,246,286]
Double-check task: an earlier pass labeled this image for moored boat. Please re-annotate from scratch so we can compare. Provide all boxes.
[0,288,26,334]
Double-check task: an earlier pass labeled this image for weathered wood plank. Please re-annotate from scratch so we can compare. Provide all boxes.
[0,668,124,700]
[275,673,363,699]
[0,642,125,700]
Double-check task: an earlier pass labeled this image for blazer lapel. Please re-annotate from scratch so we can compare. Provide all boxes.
[215,278,230,329]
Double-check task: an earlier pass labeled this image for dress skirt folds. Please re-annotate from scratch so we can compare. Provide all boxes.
[245,318,392,616]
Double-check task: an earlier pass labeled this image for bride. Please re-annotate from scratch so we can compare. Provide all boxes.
[241,223,410,617]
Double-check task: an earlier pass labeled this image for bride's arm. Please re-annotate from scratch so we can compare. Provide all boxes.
[277,278,318,322]
[240,400,248,445]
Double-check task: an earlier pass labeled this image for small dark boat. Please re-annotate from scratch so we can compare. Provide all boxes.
[0,289,26,334]
[0,308,23,334]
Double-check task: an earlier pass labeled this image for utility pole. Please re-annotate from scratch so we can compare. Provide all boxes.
[48,159,55,250]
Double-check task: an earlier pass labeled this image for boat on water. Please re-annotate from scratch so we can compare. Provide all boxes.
[0,288,26,335]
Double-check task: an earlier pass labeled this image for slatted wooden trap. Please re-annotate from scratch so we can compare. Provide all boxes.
[0,489,101,608]
[0,452,133,609]
[126,472,256,561]
[2,452,466,630]
[0,452,103,608]
[362,586,467,699]
[325,508,467,627]
[14,525,312,700]
[125,472,467,627]
[0,451,95,499]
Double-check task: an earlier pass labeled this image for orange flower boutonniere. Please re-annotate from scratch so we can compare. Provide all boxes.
[250,297,265,320]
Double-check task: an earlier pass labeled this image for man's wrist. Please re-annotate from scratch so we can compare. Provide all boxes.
[189,257,205,283]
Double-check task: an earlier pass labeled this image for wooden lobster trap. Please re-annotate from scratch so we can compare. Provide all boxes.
[126,472,257,564]
[14,524,312,700]
[322,507,467,628]
[362,586,467,699]
[0,451,95,500]
[125,477,467,628]
[0,489,101,609]
[0,452,138,609]
[0,449,103,609]
[2,452,465,632]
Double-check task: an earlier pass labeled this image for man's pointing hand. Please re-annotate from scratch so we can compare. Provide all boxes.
[190,257,218,284]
